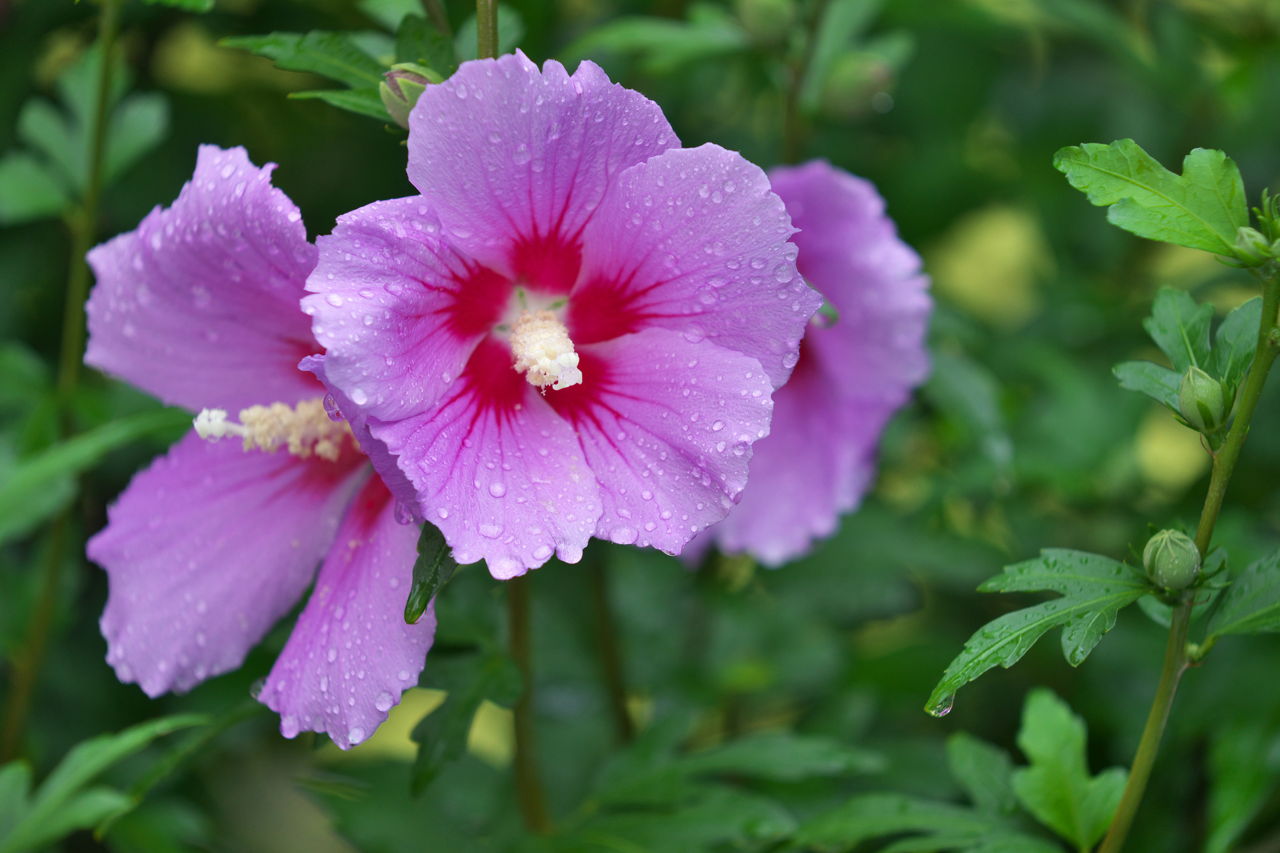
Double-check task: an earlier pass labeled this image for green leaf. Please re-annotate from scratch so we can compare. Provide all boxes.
[946,733,1019,817]
[1210,296,1262,395]
[0,154,69,225]
[925,550,1148,715]
[222,32,386,89]
[404,523,458,624]
[290,88,389,121]
[359,0,422,30]
[104,94,170,184]
[0,408,190,547]
[1207,720,1280,853]
[0,714,205,853]
[394,14,457,74]
[575,786,796,850]
[1011,689,1126,849]
[562,5,746,75]
[0,763,32,839]
[1053,140,1248,256]
[799,0,883,110]
[1207,551,1280,638]
[1113,360,1181,410]
[793,793,994,850]
[454,4,526,62]
[676,731,882,782]
[142,0,215,10]
[17,99,80,190]
[409,652,520,795]
[1143,287,1213,374]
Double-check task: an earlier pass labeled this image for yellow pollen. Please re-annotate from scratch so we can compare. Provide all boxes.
[193,398,352,461]
[510,309,583,391]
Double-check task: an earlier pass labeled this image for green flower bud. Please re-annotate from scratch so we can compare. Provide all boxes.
[1234,226,1275,267]
[379,63,440,129]
[1178,366,1227,433]
[1143,529,1201,591]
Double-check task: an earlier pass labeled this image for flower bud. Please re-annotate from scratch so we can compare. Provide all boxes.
[1234,226,1275,267]
[1143,529,1200,591]
[1178,366,1227,433]
[380,63,440,129]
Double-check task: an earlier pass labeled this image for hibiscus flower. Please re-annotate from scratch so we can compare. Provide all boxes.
[85,145,433,748]
[304,53,822,578]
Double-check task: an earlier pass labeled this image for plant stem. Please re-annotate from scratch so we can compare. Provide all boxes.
[419,0,451,36]
[507,575,552,834]
[0,0,121,764]
[476,0,498,60]
[781,0,829,164]
[587,555,634,743]
[1099,270,1280,852]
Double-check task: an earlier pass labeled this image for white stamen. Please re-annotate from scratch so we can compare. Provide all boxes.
[193,398,351,461]
[510,309,583,391]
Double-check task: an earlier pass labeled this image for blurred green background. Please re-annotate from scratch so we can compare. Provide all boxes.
[3,0,1280,850]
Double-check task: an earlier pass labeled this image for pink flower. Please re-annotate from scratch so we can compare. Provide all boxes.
[304,53,821,578]
[85,145,433,748]
[702,161,931,565]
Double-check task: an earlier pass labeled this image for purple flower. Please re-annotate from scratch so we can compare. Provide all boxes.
[701,161,931,565]
[84,145,434,749]
[304,53,821,578]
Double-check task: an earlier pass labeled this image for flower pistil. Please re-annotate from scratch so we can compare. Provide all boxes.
[194,398,352,461]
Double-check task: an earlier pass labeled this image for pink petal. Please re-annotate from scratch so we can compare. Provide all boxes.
[371,337,603,578]
[547,328,774,554]
[303,196,508,423]
[406,53,678,291]
[569,144,821,388]
[88,432,365,697]
[86,145,319,413]
[261,478,433,749]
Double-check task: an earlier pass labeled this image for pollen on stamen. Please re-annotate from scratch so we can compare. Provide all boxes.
[510,309,583,391]
[193,398,352,461]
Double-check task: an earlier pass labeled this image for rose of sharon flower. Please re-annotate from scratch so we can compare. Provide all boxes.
[84,145,433,749]
[304,53,822,578]
[702,161,931,565]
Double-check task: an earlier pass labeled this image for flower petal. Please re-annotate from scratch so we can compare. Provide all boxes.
[406,53,678,290]
[371,337,603,578]
[546,328,774,554]
[770,160,931,403]
[304,196,506,423]
[261,477,433,749]
[570,144,821,388]
[88,432,365,697]
[86,145,319,413]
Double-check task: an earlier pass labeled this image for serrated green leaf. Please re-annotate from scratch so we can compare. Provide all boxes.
[0,408,190,547]
[793,794,993,849]
[926,551,1148,714]
[0,715,205,853]
[678,731,882,781]
[142,0,215,10]
[1053,140,1248,256]
[290,88,389,121]
[1210,296,1262,395]
[1011,689,1126,849]
[946,733,1018,817]
[0,154,70,225]
[1207,551,1280,638]
[1113,360,1181,410]
[1143,287,1213,374]
[394,14,457,73]
[576,786,796,849]
[222,32,385,89]
[404,523,457,624]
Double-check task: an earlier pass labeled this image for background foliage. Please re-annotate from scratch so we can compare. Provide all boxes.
[3,0,1280,850]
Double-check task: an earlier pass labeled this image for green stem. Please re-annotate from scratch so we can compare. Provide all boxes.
[781,0,828,164]
[0,0,121,764]
[507,576,552,834]
[587,556,634,743]
[475,0,498,60]
[1098,270,1280,852]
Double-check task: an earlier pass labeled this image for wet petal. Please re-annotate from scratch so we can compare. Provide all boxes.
[88,431,365,696]
[547,328,774,554]
[304,196,506,423]
[372,337,603,578]
[86,145,319,413]
[261,477,433,749]
[406,53,678,291]
[569,144,822,388]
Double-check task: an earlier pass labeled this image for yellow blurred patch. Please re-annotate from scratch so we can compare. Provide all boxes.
[467,700,514,768]
[1136,408,1209,493]
[322,688,445,761]
[926,205,1049,329]
[153,22,317,94]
